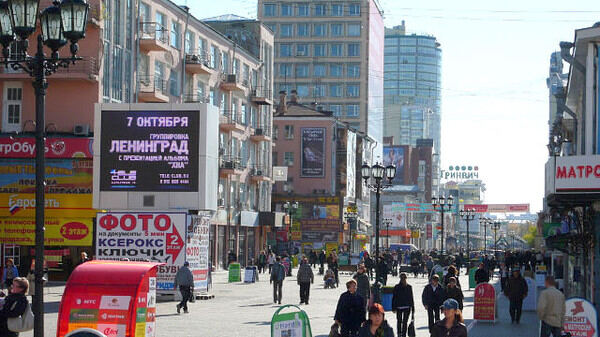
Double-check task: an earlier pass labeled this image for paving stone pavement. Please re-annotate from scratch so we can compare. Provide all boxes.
[20,266,537,337]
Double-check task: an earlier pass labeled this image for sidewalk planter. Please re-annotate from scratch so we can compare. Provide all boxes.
[381,286,394,311]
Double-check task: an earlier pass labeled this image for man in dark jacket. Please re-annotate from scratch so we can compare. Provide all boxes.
[174,261,194,314]
[270,257,286,304]
[504,268,528,324]
[376,256,388,285]
[334,279,366,337]
[422,274,446,332]
[296,257,314,304]
[353,264,370,311]
[474,263,489,284]
[392,273,414,337]
[318,250,326,274]
[445,277,464,310]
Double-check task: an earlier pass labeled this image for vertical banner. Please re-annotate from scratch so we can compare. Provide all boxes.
[383,146,405,184]
[301,128,325,177]
[426,224,432,239]
[188,215,210,292]
[346,131,356,201]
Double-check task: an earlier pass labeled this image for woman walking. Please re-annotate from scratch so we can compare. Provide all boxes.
[2,259,18,290]
[358,303,395,337]
[431,299,467,337]
[0,277,30,337]
[392,273,414,337]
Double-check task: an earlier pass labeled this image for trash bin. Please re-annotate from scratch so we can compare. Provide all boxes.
[65,328,107,337]
[381,286,394,311]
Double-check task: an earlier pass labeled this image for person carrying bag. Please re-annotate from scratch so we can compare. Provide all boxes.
[0,277,32,336]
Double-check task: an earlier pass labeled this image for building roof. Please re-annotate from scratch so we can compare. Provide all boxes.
[274,102,333,117]
[202,14,252,22]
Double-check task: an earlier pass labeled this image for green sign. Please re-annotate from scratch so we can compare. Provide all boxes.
[228,263,241,282]
[271,305,312,337]
[469,268,477,289]
[338,253,349,266]
[542,223,561,238]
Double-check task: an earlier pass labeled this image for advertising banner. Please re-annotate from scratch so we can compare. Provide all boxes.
[0,159,92,194]
[99,110,199,192]
[0,218,92,246]
[564,297,598,337]
[0,136,93,159]
[426,224,432,239]
[95,212,187,291]
[474,283,496,322]
[187,215,210,292]
[274,196,340,233]
[0,193,94,218]
[383,204,406,229]
[301,128,325,177]
[383,146,404,184]
[464,204,530,213]
[301,231,338,243]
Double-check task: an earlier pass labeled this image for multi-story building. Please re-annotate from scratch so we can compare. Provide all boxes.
[383,22,442,192]
[257,0,384,158]
[0,0,274,276]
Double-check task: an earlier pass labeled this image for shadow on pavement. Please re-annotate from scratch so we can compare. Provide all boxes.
[243,321,270,326]
[44,301,61,314]
[239,303,274,307]
[156,313,182,318]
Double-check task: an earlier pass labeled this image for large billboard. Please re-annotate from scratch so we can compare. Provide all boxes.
[99,110,199,192]
[0,159,92,194]
[301,128,326,177]
[383,146,405,184]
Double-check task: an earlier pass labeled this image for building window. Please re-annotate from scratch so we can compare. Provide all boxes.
[348,43,360,56]
[347,84,360,97]
[330,84,342,97]
[284,152,294,166]
[2,84,22,132]
[298,4,309,16]
[329,104,342,117]
[314,4,326,16]
[313,44,326,57]
[331,4,343,16]
[330,64,343,77]
[281,4,292,16]
[347,104,359,117]
[313,24,326,37]
[296,44,309,56]
[348,64,360,78]
[349,3,361,16]
[184,30,194,54]
[296,85,309,97]
[210,45,218,68]
[313,64,326,77]
[156,12,166,41]
[266,23,276,34]
[263,4,276,16]
[272,151,278,165]
[170,21,180,49]
[280,44,292,57]
[284,125,294,139]
[295,64,309,77]
[331,24,343,37]
[279,63,292,77]
[330,44,342,57]
[297,23,309,37]
[221,51,229,73]
[273,125,279,140]
[314,84,326,97]
[348,24,361,36]
[280,24,292,37]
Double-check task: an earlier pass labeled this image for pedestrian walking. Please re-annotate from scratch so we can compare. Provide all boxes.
[474,263,489,285]
[443,265,461,289]
[0,277,31,337]
[431,299,467,337]
[329,252,340,287]
[319,250,326,274]
[422,274,446,333]
[267,252,275,274]
[537,276,565,337]
[392,273,414,337]
[334,279,366,337]
[353,264,370,311]
[297,257,314,305]
[499,263,509,293]
[504,268,528,324]
[445,277,464,310]
[174,261,194,314]
[270,257,285,304]
[258,251,267,274]
[2,259,18,290]
[376,256,388,286]
[358,303,395,337]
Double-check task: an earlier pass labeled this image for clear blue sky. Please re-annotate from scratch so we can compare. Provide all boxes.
[192,0,600,212]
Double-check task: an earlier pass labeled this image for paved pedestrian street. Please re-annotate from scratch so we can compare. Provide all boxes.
[21,266,537,337]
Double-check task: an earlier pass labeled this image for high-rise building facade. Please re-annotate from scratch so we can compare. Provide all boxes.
[257,0,384,155]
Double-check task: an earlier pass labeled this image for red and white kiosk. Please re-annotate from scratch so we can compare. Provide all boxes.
[57,261,159,337]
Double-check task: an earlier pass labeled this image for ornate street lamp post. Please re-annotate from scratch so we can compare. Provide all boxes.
[492,221,501,261]
[0,0,89,335]
[459,208,475,268]
[361,162,395,303]
[431,195,454,257]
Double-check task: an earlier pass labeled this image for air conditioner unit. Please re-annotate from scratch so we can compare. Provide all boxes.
[217,198,224,207]
[256,170,263,176]
[73,124,90,136]
[226,74,237,83]
[255,128,263,136]
[223,161,234,169]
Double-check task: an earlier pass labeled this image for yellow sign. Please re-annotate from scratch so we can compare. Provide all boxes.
[412,231,420,238]
[346,206,357,213]
[290,230,302,241]
[326,243,338,256]
[0,193,95,218]
[0,217,93,246]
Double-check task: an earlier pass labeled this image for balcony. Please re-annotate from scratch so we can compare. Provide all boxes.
[139,22,169,52]
[185,51,214,75]
[250,87,273,105]
[184,93,209,103]
[138,75,169,102]
[250,166,270,183]
[220,155,244,177]
[0,57,99,82]
[250,126,271,142]
[220,74,246,92]
[219,111,246,133]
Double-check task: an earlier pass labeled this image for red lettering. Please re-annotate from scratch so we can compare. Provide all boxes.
[138,214,153,231]
[154,214,171,231]
[568,167,576,178]
[595,165,600,177]
[120,214,136,231]
[557,166,567,179]
[585,165,593,177]
[576,165,584,177]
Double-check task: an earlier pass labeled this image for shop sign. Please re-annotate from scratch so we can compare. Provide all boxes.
[0,159,92,194]
[474,283,496,322]
[564,297,598,337]
[441,165,479,180]
[426,224,432,239]
[0,193,95,218]
[552,155,600,193]
[0,137,93,159]
[0,218,92,246]
[464,204,530,213]
[95,212,186,291]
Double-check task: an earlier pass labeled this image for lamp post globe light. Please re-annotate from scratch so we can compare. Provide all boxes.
[0,1,89,335]
[361,162,395,303]
[492,221,501,261]
[431,194,454,258]
[459,208,476,269]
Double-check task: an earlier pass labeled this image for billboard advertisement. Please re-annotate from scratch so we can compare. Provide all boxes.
[464,204,530,213]
[383,146,404,184]
[96,212,186,291]
[0,159,92,194]
[383,204,406,229]
[99,110,199,192]
[0,218,93,246]
[0,136,93,159]
[187,215,210,292]
[300,128,325,177]
[274,196,340,233]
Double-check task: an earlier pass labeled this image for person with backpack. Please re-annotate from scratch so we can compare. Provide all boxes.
[0,277,31,336]
[270,257,286,304]
[296,257,314,304]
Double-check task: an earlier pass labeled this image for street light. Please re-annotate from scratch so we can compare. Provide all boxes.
[361,162,395,303]
[492,221,501,261]
[0,1,89,336]
[431,195,454,256]
[382,218,392,249]
[459,208,476,268]
[509,230,516,251]
[345,210,358,253]
[283,201,298,226]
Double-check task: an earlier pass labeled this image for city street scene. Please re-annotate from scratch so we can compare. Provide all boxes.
[0,0,596,336]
